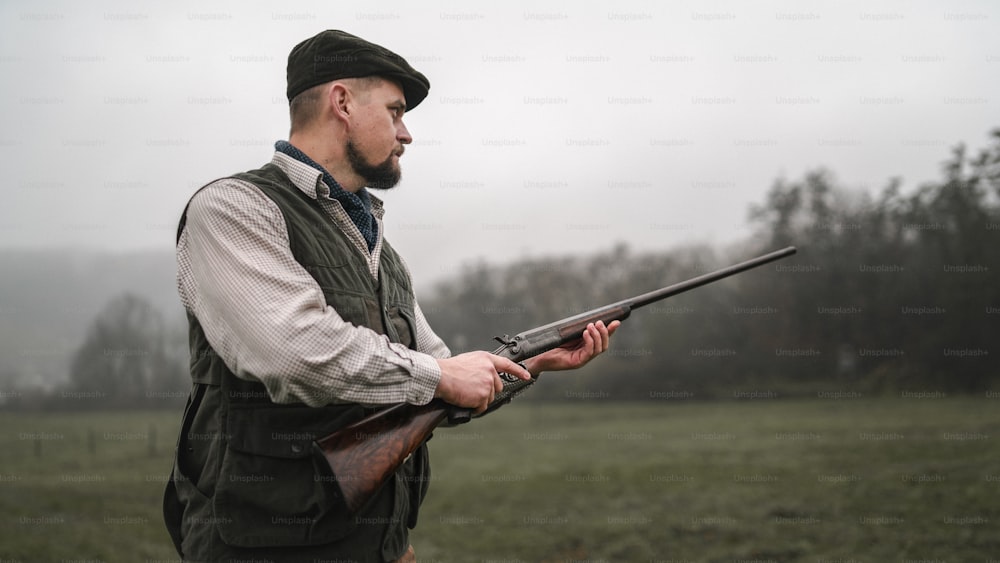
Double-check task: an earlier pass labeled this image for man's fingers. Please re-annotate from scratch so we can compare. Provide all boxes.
[578,321,612,358]
[491,355,531,381]
[583,322,600,354]
[595,320,620,352]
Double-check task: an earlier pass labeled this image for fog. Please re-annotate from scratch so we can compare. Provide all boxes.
[2,0,997,289]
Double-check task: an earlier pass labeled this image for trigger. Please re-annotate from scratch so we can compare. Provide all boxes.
[499,371,519,383]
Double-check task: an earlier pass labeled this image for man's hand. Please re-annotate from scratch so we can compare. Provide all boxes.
[433,320,618,412]
[434,351,531,413]
[524,320,620,375]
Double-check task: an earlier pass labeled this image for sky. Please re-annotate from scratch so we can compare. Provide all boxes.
[1,0,997,291]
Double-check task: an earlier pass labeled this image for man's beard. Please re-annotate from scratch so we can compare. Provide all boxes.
[346,139,401,190]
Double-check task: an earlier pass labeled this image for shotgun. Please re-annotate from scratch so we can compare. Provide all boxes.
[313,246,796,513]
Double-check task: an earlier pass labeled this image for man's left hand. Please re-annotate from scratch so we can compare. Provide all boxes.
[522,320,620,375]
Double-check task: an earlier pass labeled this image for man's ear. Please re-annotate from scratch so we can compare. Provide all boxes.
[328,82,352,126]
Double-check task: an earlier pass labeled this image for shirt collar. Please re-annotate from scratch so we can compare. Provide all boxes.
[269,150,385,219]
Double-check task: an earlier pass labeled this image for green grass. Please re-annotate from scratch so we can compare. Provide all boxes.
[0,410,182,561]
[1,399,999,561]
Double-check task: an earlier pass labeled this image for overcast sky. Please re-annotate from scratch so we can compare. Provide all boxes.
[2,0,997,290]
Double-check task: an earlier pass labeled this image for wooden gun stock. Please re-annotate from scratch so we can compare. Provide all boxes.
[312,400,449,514]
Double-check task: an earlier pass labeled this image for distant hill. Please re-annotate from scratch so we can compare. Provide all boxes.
[0,248,181,390]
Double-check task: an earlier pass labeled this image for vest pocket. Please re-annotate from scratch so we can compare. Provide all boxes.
[386,305,417,351]
[213,404,365,547]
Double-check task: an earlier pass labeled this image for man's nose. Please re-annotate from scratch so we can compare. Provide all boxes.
[397,122,412,144]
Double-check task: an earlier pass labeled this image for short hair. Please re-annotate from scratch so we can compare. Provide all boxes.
[288,77,386,135]
[288,83,326,135]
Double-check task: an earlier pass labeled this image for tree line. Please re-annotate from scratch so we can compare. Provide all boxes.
[420,130,1000,400]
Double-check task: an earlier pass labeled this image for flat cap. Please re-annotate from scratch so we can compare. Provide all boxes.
[286,30,430,111]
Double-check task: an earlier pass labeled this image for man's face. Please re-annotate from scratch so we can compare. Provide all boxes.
[345,79,412,190]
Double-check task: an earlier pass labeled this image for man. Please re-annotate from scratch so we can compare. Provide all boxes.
[163,30,618,562]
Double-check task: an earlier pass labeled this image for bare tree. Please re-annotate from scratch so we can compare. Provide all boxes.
[68,293,186,408]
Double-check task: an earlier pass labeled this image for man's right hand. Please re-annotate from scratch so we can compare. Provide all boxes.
[434,352,530,413]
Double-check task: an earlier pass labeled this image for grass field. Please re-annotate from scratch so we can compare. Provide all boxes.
[1,397,998,562]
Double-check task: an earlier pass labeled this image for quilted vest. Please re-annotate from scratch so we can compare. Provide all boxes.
[163,163,430,562]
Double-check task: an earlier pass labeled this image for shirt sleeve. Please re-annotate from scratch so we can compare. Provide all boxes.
[413,300,451,359]
[176,178,442,407]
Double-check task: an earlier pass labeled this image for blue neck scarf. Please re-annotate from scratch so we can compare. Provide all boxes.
[275,140,377,252]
